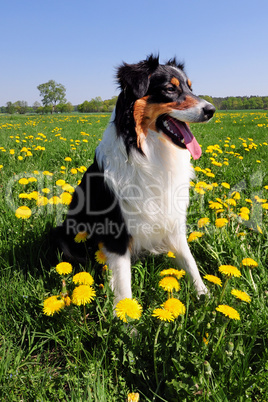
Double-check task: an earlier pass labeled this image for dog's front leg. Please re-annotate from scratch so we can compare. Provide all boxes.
[175,237,207,296]
[104,248,132,306]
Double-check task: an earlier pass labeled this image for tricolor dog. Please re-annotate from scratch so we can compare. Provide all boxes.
[54,55,215,305]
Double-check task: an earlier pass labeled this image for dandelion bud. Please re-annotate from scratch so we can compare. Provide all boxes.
[226,341,234,356]
[207,322,211,329]
[204,360,212,375]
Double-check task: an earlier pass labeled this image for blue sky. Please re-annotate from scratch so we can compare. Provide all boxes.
[1,0,268,106]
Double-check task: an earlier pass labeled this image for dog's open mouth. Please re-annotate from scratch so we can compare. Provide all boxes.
[157,115,202,160]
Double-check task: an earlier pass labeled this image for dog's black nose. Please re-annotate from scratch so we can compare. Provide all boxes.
[203,103,216,120]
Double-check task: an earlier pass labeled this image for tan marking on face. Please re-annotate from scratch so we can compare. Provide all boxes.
[171,77,180,87]
[133,96,199,149]
[175,95,198,110]
[187,79,192,88]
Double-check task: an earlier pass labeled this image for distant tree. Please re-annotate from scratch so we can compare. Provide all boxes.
[6,101,16,114]
[263,97,268,109]
[77,100,90,113]
[33,101,41,112]
[200,95,215,107]
[254,97,264,109]
[14,100,28,114]
[43,105,53,114]
[37,80,66,113]
[36,106,44,114]
[56,102,74,113]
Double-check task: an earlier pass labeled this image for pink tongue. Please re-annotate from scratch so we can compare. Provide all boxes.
[172,119,202,160]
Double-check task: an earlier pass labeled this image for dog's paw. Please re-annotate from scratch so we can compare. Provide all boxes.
[196,283,209,299]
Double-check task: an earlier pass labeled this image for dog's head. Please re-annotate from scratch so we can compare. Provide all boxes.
[115,55,215,159]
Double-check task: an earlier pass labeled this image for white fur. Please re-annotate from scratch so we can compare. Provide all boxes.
[105,248,132,306]
[170,99,212,123]
[96,112,207,302]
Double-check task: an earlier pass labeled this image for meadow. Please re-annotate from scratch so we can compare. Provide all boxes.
[0,111,267,401]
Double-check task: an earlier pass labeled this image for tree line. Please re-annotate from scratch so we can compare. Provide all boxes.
[1,79,268,114]
[200,95,268,110]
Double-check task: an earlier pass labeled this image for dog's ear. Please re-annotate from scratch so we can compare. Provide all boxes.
[166,57,184,71]
[117,54,159,99]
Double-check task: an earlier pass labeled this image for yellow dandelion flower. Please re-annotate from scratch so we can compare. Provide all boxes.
[115,298,143,323]
[48,196,62,205]
[215,218,228,228]
[167,251,176,258]
[206,172,215,178]
[95,249,107,264]
[27,177,37,184]
[159,276,180,292]
[28,191,39,200]
[42,188,50,194]
[216,305,240,320]
[221,182,230,189]
[204,274,222,286]
[56,262,73,275]
[15,206,32,219]
[64,157,72,162]
[64,296,72,306]
[197,217,210,228]
[73,272,94,286]
[231,289,251,303]
[209,201,223,210]
[60,192,73,205]
[43,171,53,176]
[18,178,29,185]
[219,265,241,277]
[128,393,140,402]
[160,268,185,279]
[56,179,66,186]
[241,258,258,268]
[19,193,30,199]
[195,187,205,195]
[152,308,175,322]
[240,207,250,214]
[43,295,65,316]
[225,198,237,206]
[61,184,75,193]
[36,196,48,206]
[203,333,209,345]
[188,231,204,242]
[257,225,263,234]
[74,231,88,243]
[162,298,186,317]
[232,191,241,200]
[262,203,268,210]
[238,212,249,221]
[72,285,96,306]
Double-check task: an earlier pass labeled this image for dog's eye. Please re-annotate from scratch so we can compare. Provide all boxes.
[166,85,176,93]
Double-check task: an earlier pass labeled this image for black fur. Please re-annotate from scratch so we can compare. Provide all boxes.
[53,157,130,263]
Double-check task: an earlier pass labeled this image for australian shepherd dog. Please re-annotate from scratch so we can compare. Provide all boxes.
[54,55,215,305]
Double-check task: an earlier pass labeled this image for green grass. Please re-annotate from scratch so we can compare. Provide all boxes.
[0,111,268,401]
